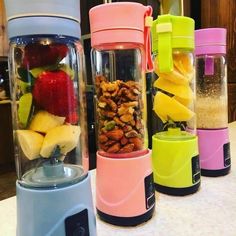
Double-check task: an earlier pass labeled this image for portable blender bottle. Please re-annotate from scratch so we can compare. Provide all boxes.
[89,2,155,226]
[4,0,96,235]
[151,15,201,196]
[195,28,231,177]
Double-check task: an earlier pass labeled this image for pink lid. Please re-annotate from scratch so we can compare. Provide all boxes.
[89,2,153,71]
[195,28,226,55]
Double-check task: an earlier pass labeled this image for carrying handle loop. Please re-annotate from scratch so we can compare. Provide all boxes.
[156,15,173,73]
[144,6,153,72]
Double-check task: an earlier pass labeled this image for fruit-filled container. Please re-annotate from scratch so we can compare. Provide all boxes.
[5,0,96,235]
[152,15,195,134]
[195,28,231,177]
[151,15,200,196]
[89,2,155,226]
[9,36,88,187]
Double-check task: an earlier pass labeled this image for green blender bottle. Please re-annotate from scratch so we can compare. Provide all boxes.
[151,15,201,196]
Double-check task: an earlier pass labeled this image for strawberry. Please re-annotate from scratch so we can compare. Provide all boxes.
[33,70,77,118]
[65,111,79,124]
[22,43,68,69]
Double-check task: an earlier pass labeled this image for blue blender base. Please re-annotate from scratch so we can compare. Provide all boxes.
[16,173,96,236]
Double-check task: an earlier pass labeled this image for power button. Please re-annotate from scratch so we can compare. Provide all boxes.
[65,209,90,236]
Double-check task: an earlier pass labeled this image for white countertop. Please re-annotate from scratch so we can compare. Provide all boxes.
[1,122,236,236]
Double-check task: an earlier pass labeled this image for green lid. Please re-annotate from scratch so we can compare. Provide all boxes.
[151,14,194,72]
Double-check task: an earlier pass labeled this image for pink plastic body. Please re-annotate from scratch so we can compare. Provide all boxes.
[96,150,154,217]
[197,128,229,170]
[195,28,226,55]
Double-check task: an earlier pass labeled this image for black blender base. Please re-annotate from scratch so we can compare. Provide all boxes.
[201,165,231,177]
[97,206,155,227]
[154,182,200,196]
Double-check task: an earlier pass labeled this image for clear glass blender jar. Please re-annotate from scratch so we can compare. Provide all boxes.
[9,35,88,188]
[91,43,148,156]
[195,28,228,129]
[152,16,196,139]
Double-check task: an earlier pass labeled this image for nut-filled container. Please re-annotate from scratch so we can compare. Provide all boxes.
[195,28,231,176]
[4,0,96,235]
[151,15,200,196]
[90,2,155,226]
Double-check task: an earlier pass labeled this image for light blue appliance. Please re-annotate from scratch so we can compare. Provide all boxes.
[4,0,96,235]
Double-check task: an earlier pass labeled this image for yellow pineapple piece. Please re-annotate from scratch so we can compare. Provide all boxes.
[154,57,190,85]
[16,130,44,160]
[153,92,194,122]
[30,110,65,133]
[40,125,81,158]
[153,93,168,122]
[173,53,193,75]
[174,96,192,106]
[153,77,193,100]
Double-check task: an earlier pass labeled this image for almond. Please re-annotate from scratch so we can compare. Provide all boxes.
[98,134,108,143]
[106,129,124,141]
[107,143,120,153]
[120,137,128,145]
[129,137,143,150]
[104,140,116,146]
[100,143,109,151]
[118,143,134,153]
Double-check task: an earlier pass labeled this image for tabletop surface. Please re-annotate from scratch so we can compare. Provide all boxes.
[1,122,236,236]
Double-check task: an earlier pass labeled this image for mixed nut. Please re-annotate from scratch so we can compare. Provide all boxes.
[95,75,145,154]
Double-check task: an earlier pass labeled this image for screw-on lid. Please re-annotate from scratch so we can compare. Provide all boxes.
[89,2,153,71]
[152,14,194,52]
[151,14,194,73]
[4,0,81,39]
[195,28,226,55]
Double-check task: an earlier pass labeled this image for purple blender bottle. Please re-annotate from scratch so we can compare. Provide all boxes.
[195,28,231,176]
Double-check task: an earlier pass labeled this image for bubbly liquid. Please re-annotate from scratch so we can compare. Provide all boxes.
[196,55,228,129]
[196,96,228,129]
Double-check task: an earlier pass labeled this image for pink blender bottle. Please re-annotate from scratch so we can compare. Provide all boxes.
[89,2,155,226]
[195,28,231,176]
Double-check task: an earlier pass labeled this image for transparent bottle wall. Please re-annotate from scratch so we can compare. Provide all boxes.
[91,44,147,156]
[153,50,196,139]
[196,54,228,129]
[9,36,88,188]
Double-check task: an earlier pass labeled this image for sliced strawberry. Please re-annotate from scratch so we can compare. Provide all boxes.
[33,70,77,117]
[65,111,79,124]
[22,43,68,69]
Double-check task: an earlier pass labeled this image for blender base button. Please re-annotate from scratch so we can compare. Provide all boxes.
[65,209,90,236]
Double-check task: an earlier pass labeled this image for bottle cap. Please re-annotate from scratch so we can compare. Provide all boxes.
[195,28,226,55]
[151,14,194,72]
[4,0,81,39]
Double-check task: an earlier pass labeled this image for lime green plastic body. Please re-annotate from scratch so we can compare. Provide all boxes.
[152,133,199,188]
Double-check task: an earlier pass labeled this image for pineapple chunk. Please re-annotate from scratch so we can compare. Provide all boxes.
[173,53,193,75]
[40,125,80,158]
[174,96,192,106]
[153,77,193,100]
[154,57,190,85]
[153,92,194,122]
[30,110,65,133]
[16,130,44,160]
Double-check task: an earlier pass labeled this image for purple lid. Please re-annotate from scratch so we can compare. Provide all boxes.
[195,28,226,55]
